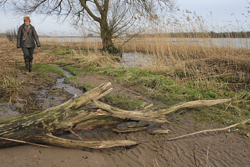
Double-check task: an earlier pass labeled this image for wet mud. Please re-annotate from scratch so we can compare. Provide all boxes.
[1,67,249,167]
[0,114,249,167]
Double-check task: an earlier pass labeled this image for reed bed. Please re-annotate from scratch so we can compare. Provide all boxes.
[59,33,250,91]
[39,31,250,92]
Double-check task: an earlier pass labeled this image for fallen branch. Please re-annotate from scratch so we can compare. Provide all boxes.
[33,133,139,149]
[0,82,233,149]
[158,99,232,115]
[150,129,171,135]
[193,147,199,167]
[0,136,50,148]
[206,146,209,167]
[112,127,148,133]
[93,99,231,124]
[166,119,250,141]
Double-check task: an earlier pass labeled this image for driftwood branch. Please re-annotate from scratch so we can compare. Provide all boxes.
[157,99,232,115]
[0,136,50,148]
[166,119,250,141]
[93,99,231,123]
[0,82,232,149]
[32,133,139,149]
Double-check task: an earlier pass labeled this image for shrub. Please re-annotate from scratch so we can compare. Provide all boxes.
[6,28,17,42]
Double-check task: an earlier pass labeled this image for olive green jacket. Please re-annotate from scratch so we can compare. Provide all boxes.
[17,24,41,48]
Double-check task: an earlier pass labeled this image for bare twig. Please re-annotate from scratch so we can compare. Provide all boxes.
[69,129,83,140]
[193,147,199,167]
[206,146,209,167]
[119,86,142,96]
[154,158,160,167]
[144,103,153,109]
[167,110,186,122]
[166,119,250,141]
[0,136,50,148]
[225,101,232,111]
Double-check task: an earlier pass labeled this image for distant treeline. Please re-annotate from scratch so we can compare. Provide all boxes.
[128,31,250,38]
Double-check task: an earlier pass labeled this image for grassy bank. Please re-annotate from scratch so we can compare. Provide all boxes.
[38,35,250,133]
[0,29,249,133]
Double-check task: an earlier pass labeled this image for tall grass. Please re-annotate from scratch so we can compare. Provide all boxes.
[114,8,250,95]
[0,60,22,101]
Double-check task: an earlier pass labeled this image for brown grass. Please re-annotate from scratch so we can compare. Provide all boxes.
[39,33,250,91]
[118,36,250,70]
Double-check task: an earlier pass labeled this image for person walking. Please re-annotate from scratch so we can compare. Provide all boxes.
[17,16,41,72]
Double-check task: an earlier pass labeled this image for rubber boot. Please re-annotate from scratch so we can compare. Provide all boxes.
[29,62,32,72]
[25,61,29,71]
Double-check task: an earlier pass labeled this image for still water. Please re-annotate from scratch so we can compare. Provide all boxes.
[0,67,84,118]
[40,37,249,49]
[40,36,102,43]
[40,37,249,68]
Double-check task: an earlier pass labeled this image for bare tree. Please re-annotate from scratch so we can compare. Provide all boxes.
[0,0,176,53]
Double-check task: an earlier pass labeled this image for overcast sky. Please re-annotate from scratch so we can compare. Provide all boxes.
[0,0,249,35]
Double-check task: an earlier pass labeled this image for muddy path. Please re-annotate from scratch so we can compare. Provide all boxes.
[0,41,249,167]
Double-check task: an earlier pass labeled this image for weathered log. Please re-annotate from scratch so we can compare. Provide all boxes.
[92,99,232,123]
[0,82,231,149]
[32,133,139,149]
[0,82,134,149]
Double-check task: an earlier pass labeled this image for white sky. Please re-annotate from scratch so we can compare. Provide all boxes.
[0,0,249,35]
[175,0,249,32]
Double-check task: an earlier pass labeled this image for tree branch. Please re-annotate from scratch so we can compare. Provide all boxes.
[33,133,139,149]
[79,0,101,22]
[158,99,232,115]
[93,0,102,13]
[0,82,233,149]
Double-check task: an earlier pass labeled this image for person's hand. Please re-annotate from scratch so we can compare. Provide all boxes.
[18,48,21,50]
[38,47,40,49]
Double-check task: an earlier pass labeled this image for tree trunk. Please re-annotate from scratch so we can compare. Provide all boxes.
[0,82,231,149]
[100,1,119,54]
[100,22,119,54]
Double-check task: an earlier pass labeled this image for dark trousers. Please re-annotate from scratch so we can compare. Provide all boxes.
[22,47,34,62]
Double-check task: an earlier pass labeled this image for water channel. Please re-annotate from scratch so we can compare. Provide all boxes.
[35,67,84,110]
[0,67,84,118]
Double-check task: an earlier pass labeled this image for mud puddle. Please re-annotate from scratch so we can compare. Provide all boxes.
[0,103,20,119]
[35,66,84,110]
[0,66,83,118]
[52,67,84,96]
